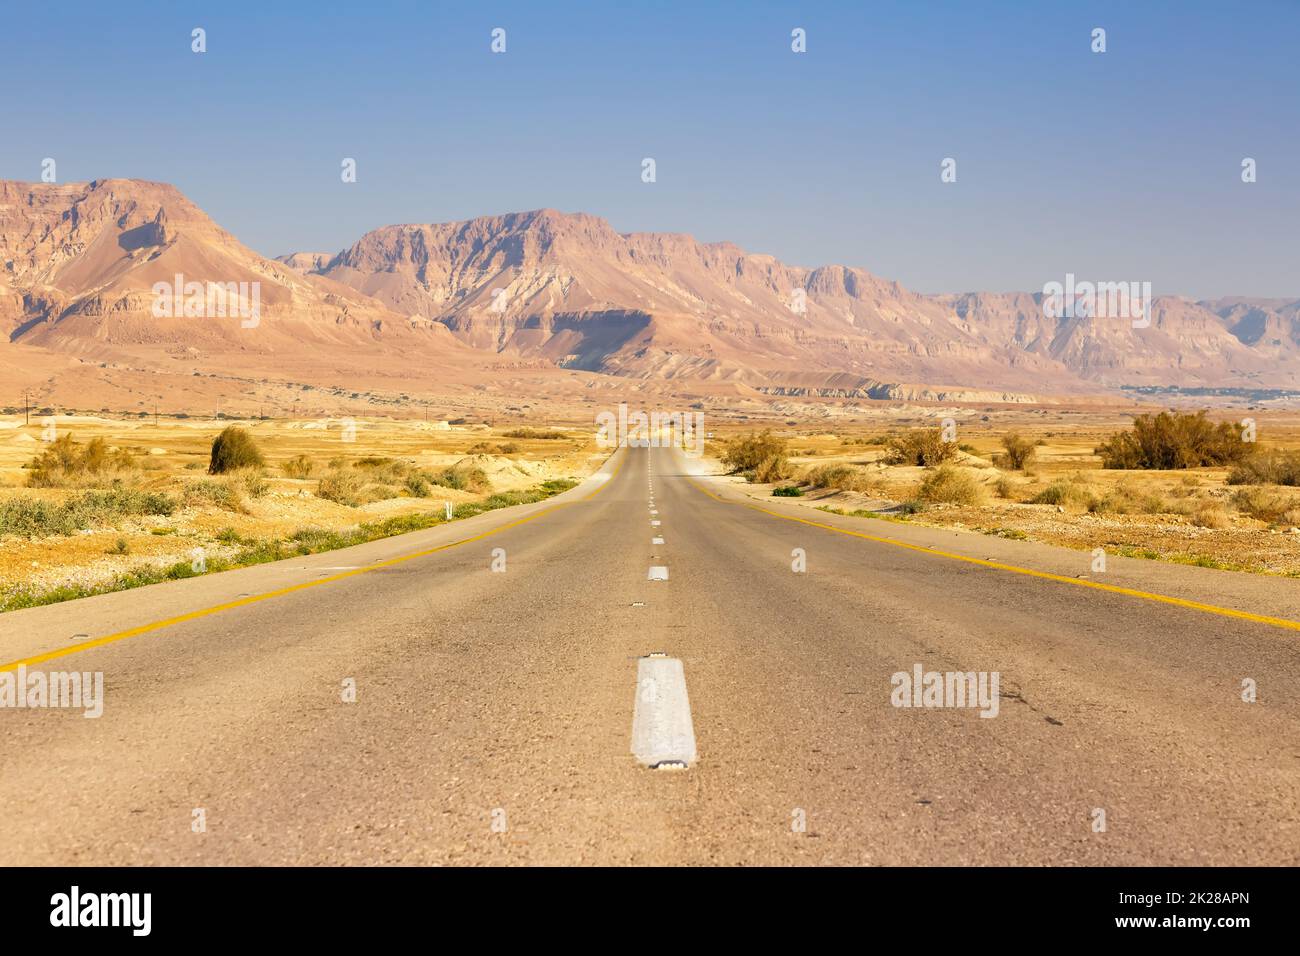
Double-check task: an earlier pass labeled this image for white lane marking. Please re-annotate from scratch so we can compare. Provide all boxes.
[648,566,669,581]
[652,536,664,545]
[651,519,661,526]
[650,509,658,516]
[632,657,697,769]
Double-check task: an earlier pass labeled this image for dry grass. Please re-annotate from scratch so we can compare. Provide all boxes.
[916,466,983,505]
[26,434,138,488]
[1231,487,1300,525]
[804,463,879,493]
[709,409,1300,576]
[0,415,601,601]
[1227,448,1300,486]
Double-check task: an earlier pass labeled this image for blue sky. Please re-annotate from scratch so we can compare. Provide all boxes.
[4,1,1296,297]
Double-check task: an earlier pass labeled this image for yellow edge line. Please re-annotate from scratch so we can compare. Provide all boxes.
[0,449,627,673]
[688,478,1300,634]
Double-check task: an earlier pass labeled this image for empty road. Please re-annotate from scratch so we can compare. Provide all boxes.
[1,445,1297,865]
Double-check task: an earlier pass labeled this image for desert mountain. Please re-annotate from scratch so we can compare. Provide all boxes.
[938,291,1300,389]
[295,209,1300,394]
[299,210,1067,399]
[5,180,1298,415]
[0,179,464,361]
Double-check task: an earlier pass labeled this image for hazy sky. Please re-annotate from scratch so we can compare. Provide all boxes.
[4,0,1296,298]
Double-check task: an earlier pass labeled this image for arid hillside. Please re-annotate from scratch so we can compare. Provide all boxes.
[5,179,1299,418]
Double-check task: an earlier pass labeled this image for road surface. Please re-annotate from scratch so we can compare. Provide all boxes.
[1,445,1297,865]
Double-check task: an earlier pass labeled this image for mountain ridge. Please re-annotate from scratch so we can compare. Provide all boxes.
[4,180,1297,407]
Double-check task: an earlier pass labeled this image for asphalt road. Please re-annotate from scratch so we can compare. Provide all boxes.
[1,445,1297,865]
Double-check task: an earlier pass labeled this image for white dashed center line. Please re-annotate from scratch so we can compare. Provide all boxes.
[632,656,697,769]
[647,566,669,581]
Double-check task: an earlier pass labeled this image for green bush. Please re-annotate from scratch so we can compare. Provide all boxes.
[0,488,175,537]
[772,485,804,497]
[1096,411,1249,470]
[209,426,264,474]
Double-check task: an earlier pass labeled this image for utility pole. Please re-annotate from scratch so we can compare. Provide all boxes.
[154,404,159,427]
[24,389,30,426]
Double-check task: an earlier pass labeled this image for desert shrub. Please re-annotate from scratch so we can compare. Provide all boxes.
[722,431,787,473]
[0,489,174,537]
[316,469,366,507]
[804,463,878,493]
[432,463,490,493]
[1031,476,1097,511]
[209,426,264,474]
[1231,487,1299,524]
[354,457,411,484]
[1188,500,1230,529]
[753,455,793,483]
[405,473,434,497]
[772,485,804,497]
[26,434,136,488]
[365,483,403,502]
[237,471,269,498]
[502,428,566,440]
[184,478,247,513]
[282,455,314,479]
[468,441,523,455]
[916,466,983,505]
[994,432,1037,470]
[0,498,72,536]
[1096,410,1249,470]
[883,428,957,467]
[993,474,1017,499]
[1089,482,1167,515]
[1226,449,1300,486]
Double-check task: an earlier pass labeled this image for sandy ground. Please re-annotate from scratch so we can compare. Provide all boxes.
[701,412,1300,577]
[0,415,601,599]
